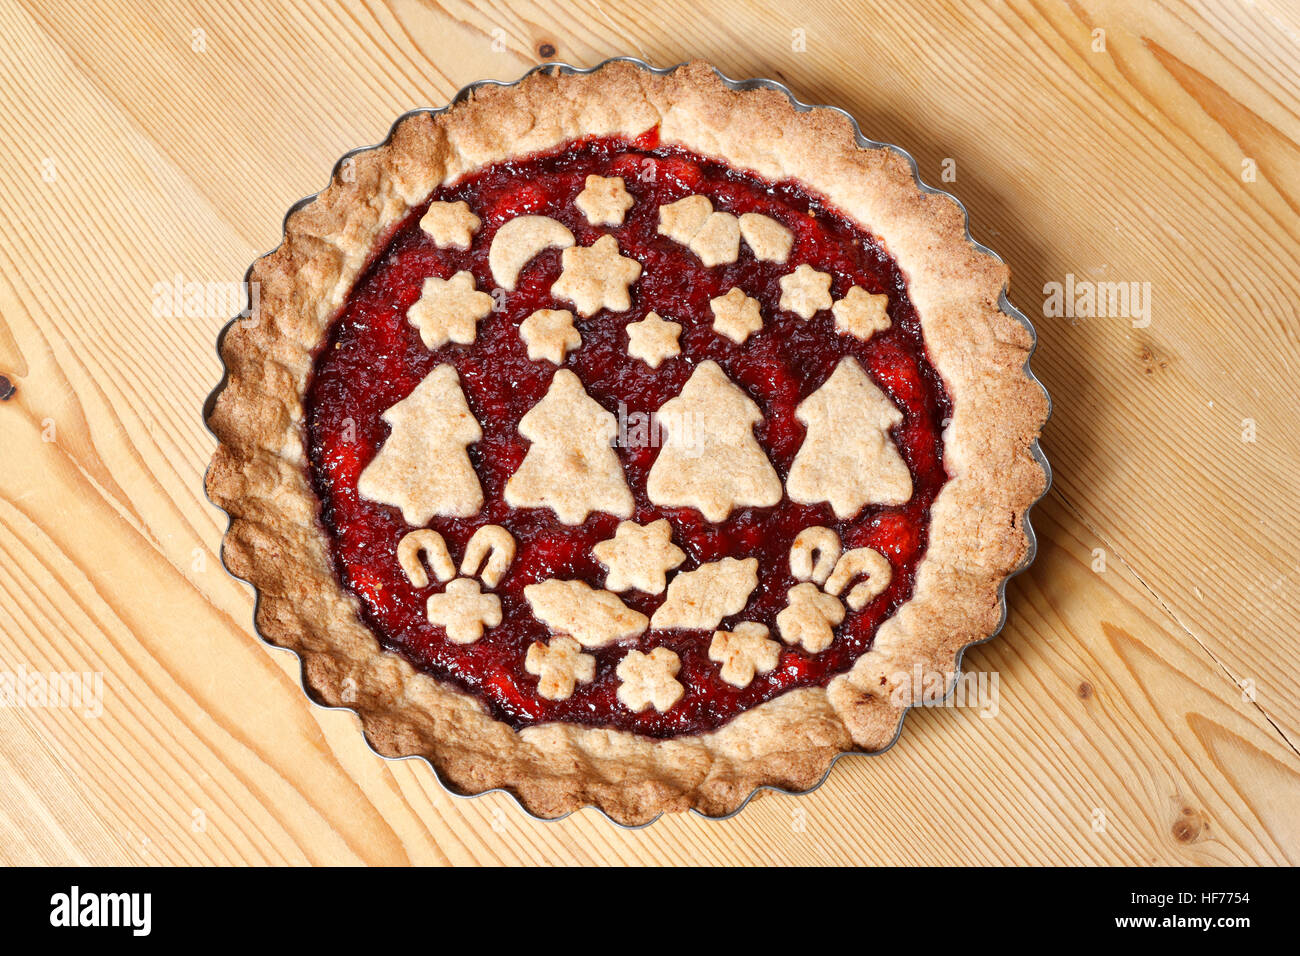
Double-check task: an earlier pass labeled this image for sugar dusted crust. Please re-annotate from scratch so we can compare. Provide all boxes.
[205,60,1049,825]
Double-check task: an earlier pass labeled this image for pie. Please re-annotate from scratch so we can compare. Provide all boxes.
[205,59,1049,824]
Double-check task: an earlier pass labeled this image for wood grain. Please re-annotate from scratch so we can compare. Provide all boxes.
[0,0,1296,865]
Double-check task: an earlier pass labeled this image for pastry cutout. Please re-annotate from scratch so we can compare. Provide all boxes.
[775,582,845,653]
[551,235,642,316]
[489,216,575,291]
[787,357,912,518]
[657,195,740,266]
[832,286,891,341]
[650,556,758,631]
[593,519,686,595]
[625,311,681,368]
[789,526,840,586]
[616,647,684,713]
[397,529,456,588]
[709,287,763,344]
[419,201,480,249]
[459,525,516,589]
[824,547,892,610]
[504,369,634,524]
[779,264,833,319]
[519,309,581,364]
[646,361,781,522]
[427,578,502,644]
[406,271,494,350]
[738,213,793,263]
[709,622,781,688]
[575,175,635,226]
[524,578,649,648]
[357,364,483,524]
[525,636,596,701]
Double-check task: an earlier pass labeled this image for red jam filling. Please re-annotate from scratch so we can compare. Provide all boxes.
[305,133,951,738]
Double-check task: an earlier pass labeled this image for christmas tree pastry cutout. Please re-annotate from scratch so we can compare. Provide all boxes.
[504,369,633,524]
[357,364,483,524]
[787,356,912,518]
[646,361,781,522]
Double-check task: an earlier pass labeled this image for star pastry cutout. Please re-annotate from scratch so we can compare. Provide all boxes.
[625,311,681,368]
[575,175,635,226]
[593,519,686,595]
[406,271,494,349]
[738,213,793,263]
[832,286,891,341]
[709,622,781,688]
[616,647,684,713]
[779,264,834,319]
[419,201,481,249]
[550,235,642,316]
[775,582,844,654]
[519,308,581,364]
[525,636,596,701]
[426,578,502,645]
[709,287,763,344]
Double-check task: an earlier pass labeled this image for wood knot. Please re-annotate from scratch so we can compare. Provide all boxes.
[1172,806,1206,843]
[0,375,14,400]
[537,42,556,59]
[1077,681,1093,700]
[1138,345,1169,375]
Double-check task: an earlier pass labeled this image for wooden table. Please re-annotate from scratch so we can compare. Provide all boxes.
[1,0,1297,866]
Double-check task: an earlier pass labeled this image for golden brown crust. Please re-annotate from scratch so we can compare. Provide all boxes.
[205,60,1048,825]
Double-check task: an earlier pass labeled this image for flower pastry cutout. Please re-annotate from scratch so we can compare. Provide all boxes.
[419,201,481,249]
[593,519,686,595]
[616,647,684,713]
[524,578,649,648]
[709,622,781,688]
[519,308,581,364]
[426,578,502,645]
[489,215,574,290]
[709,287,763,344]
[551,235,642,316]
[406,271,494,350]
[625,311,681,368]
[832,286,891,341]
[779,264,833,319]
[525,636,596,701]
[650,556,758,631]
[657,195,740,266]
[575,175,635,226]
[738,213,793,263]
